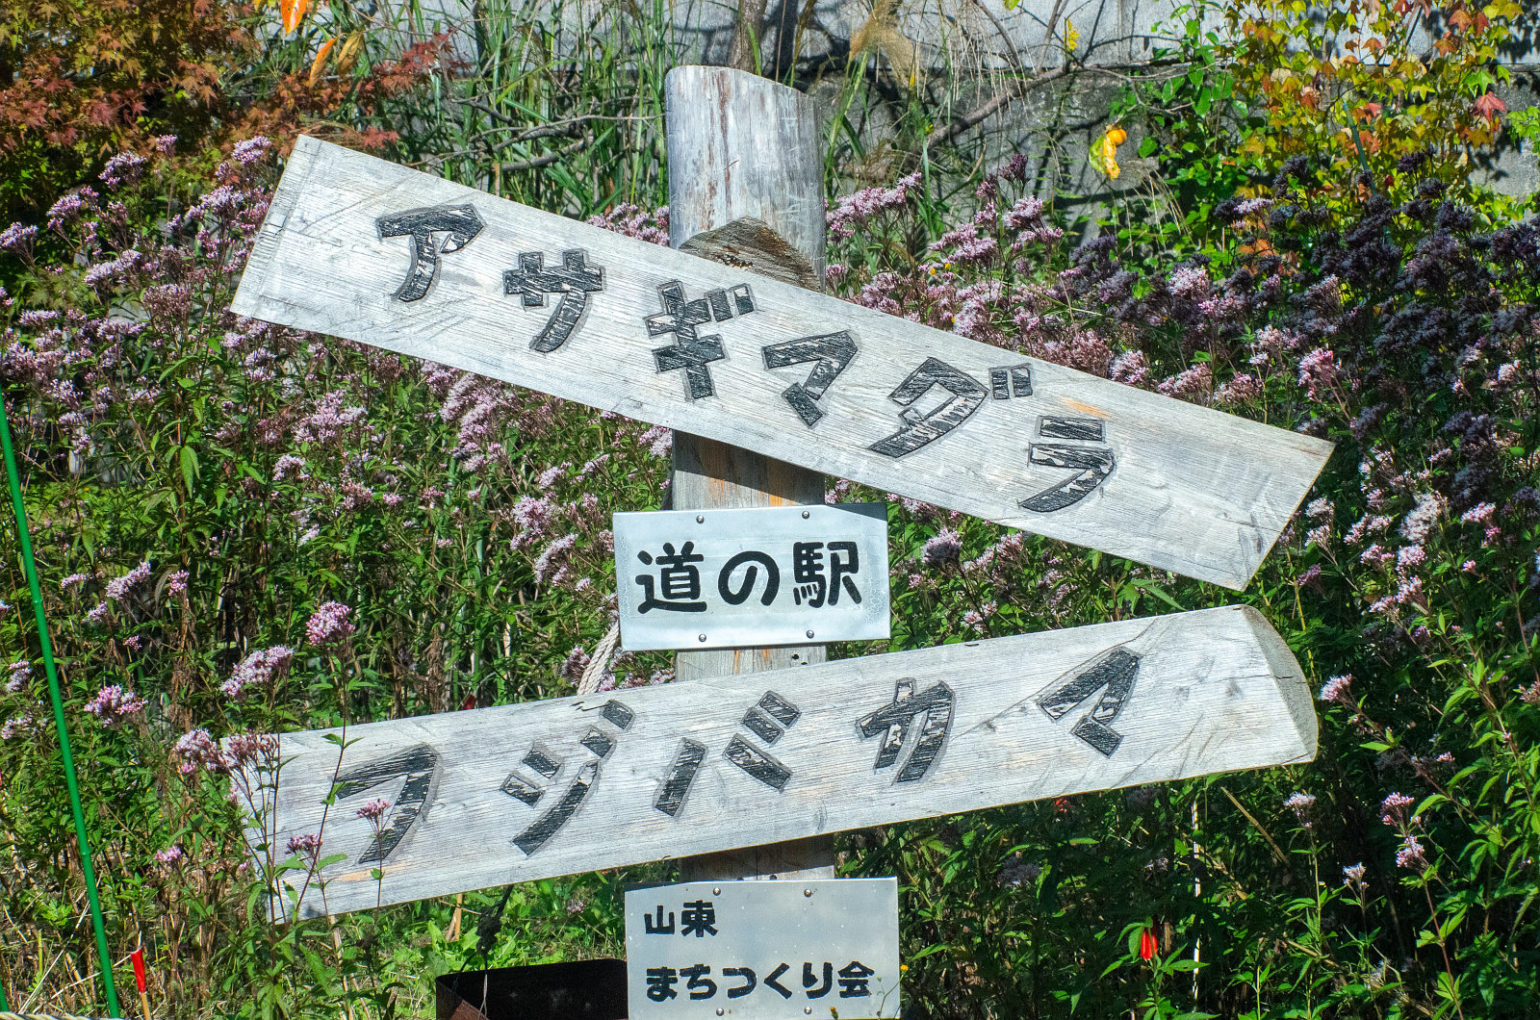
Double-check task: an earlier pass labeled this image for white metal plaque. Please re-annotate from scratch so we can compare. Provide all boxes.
[614,503,890,650]
[625,879,900,1019]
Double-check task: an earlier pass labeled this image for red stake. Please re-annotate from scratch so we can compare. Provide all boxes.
[130,947,151,1017]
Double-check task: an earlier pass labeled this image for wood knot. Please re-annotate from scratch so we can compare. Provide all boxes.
[679,216,820,290]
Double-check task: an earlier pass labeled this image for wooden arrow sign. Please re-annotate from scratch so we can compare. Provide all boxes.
[243,606,1314,918]
[232,136,1331,589]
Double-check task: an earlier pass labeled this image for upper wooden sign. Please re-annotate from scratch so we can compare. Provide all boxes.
[232,136,1332,589]
[246,606,1314,919]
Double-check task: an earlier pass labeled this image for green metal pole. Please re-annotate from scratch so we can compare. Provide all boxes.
[0,392,122,1018]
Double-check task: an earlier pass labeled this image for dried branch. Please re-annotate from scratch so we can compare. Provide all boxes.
[500,139,586,174]
[922,59,1184,149]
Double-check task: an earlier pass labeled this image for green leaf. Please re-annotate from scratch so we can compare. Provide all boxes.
[179,444,199,494]
[1130,577,1185,611]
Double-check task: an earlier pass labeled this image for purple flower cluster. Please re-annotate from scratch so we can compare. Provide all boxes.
[587,203,670,246]
[231,136,273,165]
[100,151,148,189]
[921,528,963,568]
[104,561,152,601]
[1395,835,1426,871]
[826,172,922,243]
[1284,791,1316,826]
[175,729,228,775]
[305,602,355,647]
[222,646,295,701]
[83,685,147,726]
[285,832,323,860]
[1,713,38,740]
[6,661,30,693]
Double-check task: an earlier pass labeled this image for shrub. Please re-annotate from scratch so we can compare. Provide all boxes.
[826,148,1540,1017]
[0,139,659,1015]
[0,0,253,223]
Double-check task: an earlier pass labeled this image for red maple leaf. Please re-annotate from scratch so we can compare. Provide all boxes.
[1475,92,1507,124]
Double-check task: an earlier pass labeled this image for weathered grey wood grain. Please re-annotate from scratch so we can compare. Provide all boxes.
[231,134,1332,589]
[246,606,1315,919]
[665,65,836,884]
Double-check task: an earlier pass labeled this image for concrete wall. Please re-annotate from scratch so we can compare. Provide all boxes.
[409,0,1537,206]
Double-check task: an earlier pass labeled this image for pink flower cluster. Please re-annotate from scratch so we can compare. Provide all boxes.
[1319,675,1352,705]
[1380,792,1415,827]
[356,798,391,822]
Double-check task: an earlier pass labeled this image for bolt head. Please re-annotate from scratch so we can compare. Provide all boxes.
[698,633,708,642]
[696,514,705,523]
[806,629,815,639]
[802,509,810,518]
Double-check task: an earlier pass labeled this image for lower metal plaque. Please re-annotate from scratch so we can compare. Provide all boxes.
[613,503,890,651]
[624,878,901,1019]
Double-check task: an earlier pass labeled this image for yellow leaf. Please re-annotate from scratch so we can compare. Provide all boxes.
[281,0,308,34]
[1065,19,1079,52]
[338,31,365,71]
[308,38,335,87]
[1095,132,1121,180]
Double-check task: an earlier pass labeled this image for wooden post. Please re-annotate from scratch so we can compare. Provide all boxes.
[665,65,836,883]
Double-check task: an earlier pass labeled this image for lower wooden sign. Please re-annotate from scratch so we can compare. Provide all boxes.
[241,606,1314,919]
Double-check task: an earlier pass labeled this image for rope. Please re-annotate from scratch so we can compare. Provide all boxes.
[1,394,122,1017]
[576,622,621,695]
